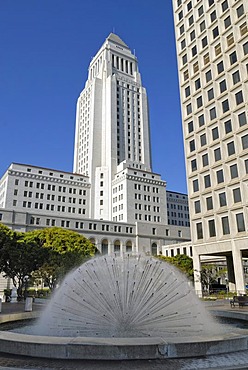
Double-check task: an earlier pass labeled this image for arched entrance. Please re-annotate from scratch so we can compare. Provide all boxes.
[151,243,157,256]
[126,241,132,253]
[114,240,121,256]
[101,239,108,255]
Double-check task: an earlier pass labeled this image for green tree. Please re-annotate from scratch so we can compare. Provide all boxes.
[0,224,47,297]
[25,227,96,289]
[158,254,194,280]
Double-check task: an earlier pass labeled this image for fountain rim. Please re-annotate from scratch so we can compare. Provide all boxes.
[1,313,248,360]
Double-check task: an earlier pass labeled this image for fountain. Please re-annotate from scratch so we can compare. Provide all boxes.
[32,254,219,338]
[0,254,248,360]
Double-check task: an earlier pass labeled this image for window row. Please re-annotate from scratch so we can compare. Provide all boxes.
[194,186,242,215]
[196,212,245,240]
[192,157,248,193]
[187,111,247,135]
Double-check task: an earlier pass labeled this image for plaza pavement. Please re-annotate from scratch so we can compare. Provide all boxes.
[1,299,248,369]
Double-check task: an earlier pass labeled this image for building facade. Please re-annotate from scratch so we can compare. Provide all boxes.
[73,33,166,223]
[166,190,190,227]
[172,0,248,295]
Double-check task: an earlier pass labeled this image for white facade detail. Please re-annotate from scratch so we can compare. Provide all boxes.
[172,0,248,295]
[73,33,156,221]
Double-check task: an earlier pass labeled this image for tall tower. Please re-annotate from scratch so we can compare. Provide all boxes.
[73,33,154,221]
[172,0,248,294]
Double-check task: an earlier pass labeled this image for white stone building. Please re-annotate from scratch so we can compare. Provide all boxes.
[166,190,190,227]
[0,163,90,225]
[172,0,248,295]
[73,33,166,223]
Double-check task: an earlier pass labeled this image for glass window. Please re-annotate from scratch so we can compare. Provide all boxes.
[187,103,192,115]
[190,139,195,152]
[181,39,186,50]
[203,53,209,65]
[214,147,221,161]
[222,99,230,113]
[230,164,238,179]
[197,96,203,108]
[230,51,237,65]
[182,54,187,65]
[222,216,230,235]
[215,43,222,56]
[208,220,216,237]
[190,30,196,41]
[219,80,227,93]
[202,36,208,48]
[188,121,194,133]
[209,0,214,6]
[227,33,234,47]
[191,159,197,171]
[240,22,248,36]
[192,45,197,57]
[236,213,245,232]
[227,141,235,155]
[210,107,216,120]
[200,20,206,32]
[217,61,224,74]
[217,169,224,183]
[196,222,203,239]
[237,4,244,18]
[193,179,199,192]
[222,0,228,12]
[199,114,205,127]
[195,78,201,90]
[194,200,201,213]
[245,159,248,174]
[224,119,232,134]
[238,112,247,127]
[200,133,207,146]
[178,10,183,21]
[202,153,209,167]
[224,15,231,29]
[208,88,214,101]
[219,192,227,207]
[235,91,244,105]
[180,24,185,35]
[213,27,219,39]
[206,70,212,82]
[198,5,204,17]
[187,1,192,11]
[210,11,216,22]
[212,127,219,140]
[206,196,213,210]
[233,188,241,203]
[189,15,194,26]
[204,174,211,188]
[185,86,190,98]
[242,134,248,150]
[232,71,240,85]
[244,42,248,55]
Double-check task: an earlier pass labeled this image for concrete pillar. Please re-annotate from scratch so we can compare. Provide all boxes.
[25,297,33,312]
[226,255,236,293]
[193,252,202,297]
[232,242,246,295]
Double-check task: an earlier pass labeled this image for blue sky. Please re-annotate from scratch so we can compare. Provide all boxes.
[0,0,187,193]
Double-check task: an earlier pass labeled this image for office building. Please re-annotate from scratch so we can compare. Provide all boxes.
[172,0,248,295]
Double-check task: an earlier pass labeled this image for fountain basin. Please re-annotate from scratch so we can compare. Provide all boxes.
[0,315,248,360]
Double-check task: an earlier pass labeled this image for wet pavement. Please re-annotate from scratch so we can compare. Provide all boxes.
[1,300,248,369]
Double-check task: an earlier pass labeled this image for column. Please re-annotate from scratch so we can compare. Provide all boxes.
[226,255,236,293]
[193,252,203,297]
[232,241,246,295]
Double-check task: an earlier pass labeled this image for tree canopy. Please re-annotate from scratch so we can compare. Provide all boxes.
[158,254,194,280]
[0,224,96,295]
